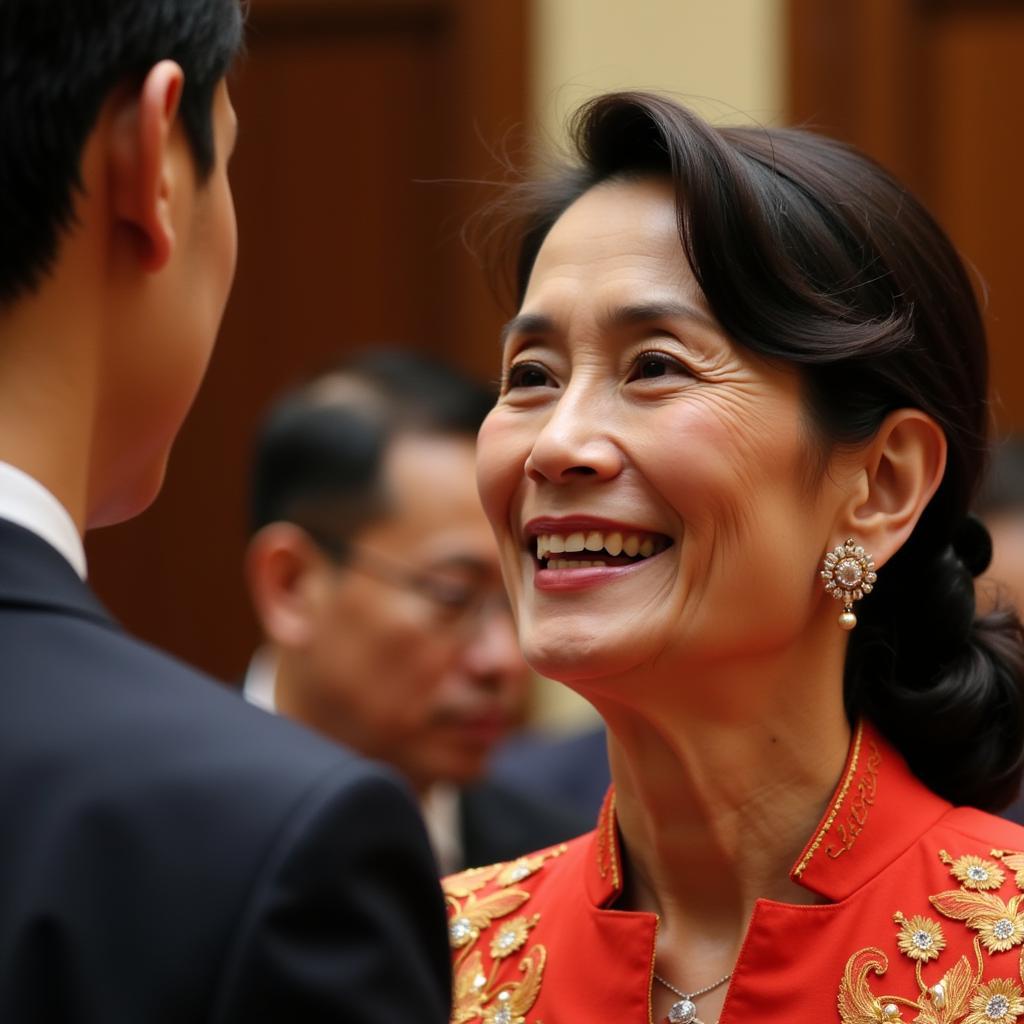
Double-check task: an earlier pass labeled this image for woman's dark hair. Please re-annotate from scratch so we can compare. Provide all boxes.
[0,0,245,305]
[481,92,1024,810]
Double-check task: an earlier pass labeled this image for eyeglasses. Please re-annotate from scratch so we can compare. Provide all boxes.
[303,526,512,633]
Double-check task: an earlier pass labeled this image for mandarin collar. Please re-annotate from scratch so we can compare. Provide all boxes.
[584,720,952,907]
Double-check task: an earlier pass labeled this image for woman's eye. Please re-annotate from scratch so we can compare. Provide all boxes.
[628,351,689,381]
[505,362,552,390]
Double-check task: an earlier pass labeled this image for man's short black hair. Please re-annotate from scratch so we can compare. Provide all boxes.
[249,348,496,545]
[0,0,245,304]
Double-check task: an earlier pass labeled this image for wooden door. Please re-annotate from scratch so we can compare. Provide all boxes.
[789,0,1024,435]
[85,0,528,680]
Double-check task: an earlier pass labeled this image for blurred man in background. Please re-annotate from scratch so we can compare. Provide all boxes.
[491,721,611,823]
[244,349,588,872]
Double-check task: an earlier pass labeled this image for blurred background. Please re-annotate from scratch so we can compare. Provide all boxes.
[86,0,1024,726]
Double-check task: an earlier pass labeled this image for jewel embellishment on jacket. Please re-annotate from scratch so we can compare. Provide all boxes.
[838,848,1024,1023]
[444,846,566,1023]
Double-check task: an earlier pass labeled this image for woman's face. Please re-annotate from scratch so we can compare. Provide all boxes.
[477,177,846,687]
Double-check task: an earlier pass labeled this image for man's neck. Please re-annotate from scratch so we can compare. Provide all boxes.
[0,263,104,534]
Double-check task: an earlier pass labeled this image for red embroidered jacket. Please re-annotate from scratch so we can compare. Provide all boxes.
[444,721,1024,1023]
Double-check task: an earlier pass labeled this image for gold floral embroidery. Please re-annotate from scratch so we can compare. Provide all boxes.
[795,722,865,878]
[991,850,1024,891]
[827,741,882,861]
[963,978,1024,1024]
[596,791,620,889]
[929,890,1024,954]
[941,852,1006,892]
[445,846,565,1023]
[838,847,1024,1023]
[838,943,980,1023]
[489,915,540,960]
[447,887,531,950]
[480,946,546,1024]
[893,913,946,963]
[498,856,548,887]
[454,951,493,1024]
[919,952,980,1024]
[837,947,907,1022]
[445,863,506,900]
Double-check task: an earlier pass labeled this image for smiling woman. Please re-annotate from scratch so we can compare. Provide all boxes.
[446,93,1024,1024]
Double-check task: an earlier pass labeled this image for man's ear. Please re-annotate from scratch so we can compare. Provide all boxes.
[108,60,186,272]
[836,409,947,569]
[245,524,327,649]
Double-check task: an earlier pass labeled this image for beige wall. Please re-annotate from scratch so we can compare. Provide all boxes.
[524,0,786,732]
[533,0,785,149]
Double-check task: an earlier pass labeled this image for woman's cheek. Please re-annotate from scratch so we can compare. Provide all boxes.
[475,409,525,532]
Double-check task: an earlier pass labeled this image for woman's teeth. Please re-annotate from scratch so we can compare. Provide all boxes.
[535,530,666,564]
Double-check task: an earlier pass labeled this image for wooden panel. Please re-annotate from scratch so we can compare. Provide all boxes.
[925,6,1024,430]
[789,0,923,185]
[85,0,528,679]
[788,0,1024,435]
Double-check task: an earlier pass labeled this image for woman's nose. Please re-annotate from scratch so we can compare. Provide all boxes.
[524,388,623,485]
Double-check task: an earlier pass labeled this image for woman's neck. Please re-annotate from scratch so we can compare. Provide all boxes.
[584,629,852,996]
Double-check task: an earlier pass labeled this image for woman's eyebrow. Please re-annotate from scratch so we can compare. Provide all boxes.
[499,301,717,349]
[500,313,555,348]
[601,301,717,331]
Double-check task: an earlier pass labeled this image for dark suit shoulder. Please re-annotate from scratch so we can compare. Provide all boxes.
[459,778,591,869]
[1,600,373,787]
[0,600,450,1022]
[489,726,611,822]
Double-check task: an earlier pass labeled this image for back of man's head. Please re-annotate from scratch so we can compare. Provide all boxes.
[249,348,496,546]
[0,0,244,305]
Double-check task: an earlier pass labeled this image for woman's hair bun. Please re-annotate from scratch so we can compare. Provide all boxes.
[952,514,993,578]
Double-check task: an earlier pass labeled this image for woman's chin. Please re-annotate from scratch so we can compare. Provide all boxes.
[522,631,646,686]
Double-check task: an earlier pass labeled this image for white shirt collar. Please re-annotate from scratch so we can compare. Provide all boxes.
[242,646,279,712]
[0,461,87,580]
[420,782,463,875]
[241,648,463,872]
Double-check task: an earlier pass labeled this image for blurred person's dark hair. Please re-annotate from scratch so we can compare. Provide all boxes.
[473,91,1024,809]
[249,348,495,547]
[0,0,244,305]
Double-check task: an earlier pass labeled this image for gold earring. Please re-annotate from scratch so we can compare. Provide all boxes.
[820,538,876,630]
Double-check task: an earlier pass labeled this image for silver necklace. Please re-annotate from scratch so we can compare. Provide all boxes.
[653,970,732,1024]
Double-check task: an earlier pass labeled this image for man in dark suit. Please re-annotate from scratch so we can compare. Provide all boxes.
[491,723,612,823]
[244,350,589,873]
[0,4,449,1021]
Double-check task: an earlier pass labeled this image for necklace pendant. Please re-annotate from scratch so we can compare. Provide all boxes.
[667,998,698,1024]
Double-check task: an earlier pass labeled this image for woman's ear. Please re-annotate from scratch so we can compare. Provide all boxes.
[245,523,327,649]
[107,60,186,272]
[836,409,947,569]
